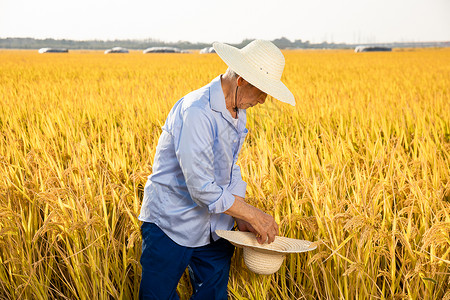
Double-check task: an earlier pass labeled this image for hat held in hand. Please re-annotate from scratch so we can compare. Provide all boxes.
[216,230,317,275]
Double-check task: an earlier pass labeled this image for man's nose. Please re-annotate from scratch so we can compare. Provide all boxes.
[258,95,266,104]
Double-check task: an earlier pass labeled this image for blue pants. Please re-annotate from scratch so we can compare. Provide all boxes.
[139,222,235,300]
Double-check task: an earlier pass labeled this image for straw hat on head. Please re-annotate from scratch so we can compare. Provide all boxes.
[212,39,296,106]
[216,230,316,275]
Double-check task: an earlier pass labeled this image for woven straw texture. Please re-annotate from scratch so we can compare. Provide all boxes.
[216,230,316,275]
[215,230,316,254]
[243,248,285,275]
[212,40,296,106]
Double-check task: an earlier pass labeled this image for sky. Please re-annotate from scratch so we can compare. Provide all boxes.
[0,0,449,44]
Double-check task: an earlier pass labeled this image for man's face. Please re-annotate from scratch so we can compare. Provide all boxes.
[237,80,267,109]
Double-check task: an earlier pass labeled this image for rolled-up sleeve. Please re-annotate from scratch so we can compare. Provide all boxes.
[174,107,235,214]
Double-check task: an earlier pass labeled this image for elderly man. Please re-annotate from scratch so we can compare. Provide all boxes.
[138,39,295,299]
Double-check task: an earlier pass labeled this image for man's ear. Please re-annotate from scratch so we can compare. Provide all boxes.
[236,76,248,87]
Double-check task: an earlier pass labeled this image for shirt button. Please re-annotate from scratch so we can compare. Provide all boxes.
[233,139,237,143]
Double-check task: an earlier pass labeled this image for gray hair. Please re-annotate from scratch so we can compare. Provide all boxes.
[226,68,239,79]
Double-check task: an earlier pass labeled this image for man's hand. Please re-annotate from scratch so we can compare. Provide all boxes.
[225,196,279,244]
[235,219,257,234]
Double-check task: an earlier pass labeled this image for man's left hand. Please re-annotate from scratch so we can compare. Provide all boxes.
[235,218,258,235]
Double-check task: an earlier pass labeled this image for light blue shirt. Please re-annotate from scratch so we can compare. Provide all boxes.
[138,76,248,247]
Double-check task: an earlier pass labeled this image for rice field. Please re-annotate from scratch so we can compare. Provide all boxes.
[0,48,449,299]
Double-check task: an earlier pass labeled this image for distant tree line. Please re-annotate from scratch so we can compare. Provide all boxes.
[0,36,448,50]
[0,37,209,50]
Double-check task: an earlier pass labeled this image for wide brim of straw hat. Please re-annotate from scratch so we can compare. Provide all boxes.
[216,230,316,275]
[212,42,296,106]
[215,230,316,255]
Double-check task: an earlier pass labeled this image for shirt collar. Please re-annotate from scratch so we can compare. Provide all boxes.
[209,75,247,131]
[209,75,227,113]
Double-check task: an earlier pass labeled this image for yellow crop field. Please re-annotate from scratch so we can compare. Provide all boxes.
[0,48,449,299]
